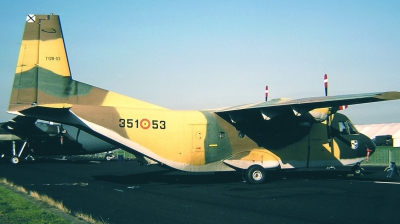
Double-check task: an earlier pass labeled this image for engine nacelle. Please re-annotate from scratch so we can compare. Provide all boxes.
[308,108,330,123]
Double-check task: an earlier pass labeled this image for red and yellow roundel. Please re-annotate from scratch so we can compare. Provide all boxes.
[140,119,150,129]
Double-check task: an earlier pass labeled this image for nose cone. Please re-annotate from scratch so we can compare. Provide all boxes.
[360,134,376,158]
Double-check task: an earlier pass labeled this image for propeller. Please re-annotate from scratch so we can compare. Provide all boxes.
[323,74,348,156]
[324,74,351,157]
[324,74,334,156]
[265,86,268,101]
[324,74,328,97]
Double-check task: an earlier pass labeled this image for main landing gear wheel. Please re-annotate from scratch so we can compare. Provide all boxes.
[351,162,363,176]
[244,165,266,184]
[11,156,19,165]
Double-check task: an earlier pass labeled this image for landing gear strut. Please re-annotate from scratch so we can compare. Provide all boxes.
[10,140,28,165]
[351,162,364,176]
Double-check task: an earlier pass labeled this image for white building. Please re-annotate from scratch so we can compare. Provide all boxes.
[355,123,400,147]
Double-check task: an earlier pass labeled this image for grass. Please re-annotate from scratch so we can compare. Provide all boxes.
[0,184,72,224]
[0,178,108,224]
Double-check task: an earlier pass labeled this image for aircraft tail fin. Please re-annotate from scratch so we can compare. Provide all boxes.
[9,14,167,114]
[9,14,73,111]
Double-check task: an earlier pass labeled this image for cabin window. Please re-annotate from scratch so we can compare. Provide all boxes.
[218,132,226,139]
[338,121,359,135]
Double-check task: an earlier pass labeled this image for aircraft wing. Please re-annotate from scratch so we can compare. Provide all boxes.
[214,91,400,122]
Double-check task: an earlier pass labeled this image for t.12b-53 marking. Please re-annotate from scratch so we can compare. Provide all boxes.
[7,14,400,183]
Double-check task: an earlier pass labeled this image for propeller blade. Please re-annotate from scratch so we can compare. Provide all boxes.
[324,74,348,110]
[265,86,268,101]
[324,74,328,97]
[324,74,334,156]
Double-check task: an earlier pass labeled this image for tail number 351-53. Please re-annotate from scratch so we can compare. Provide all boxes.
[119,119,166,130]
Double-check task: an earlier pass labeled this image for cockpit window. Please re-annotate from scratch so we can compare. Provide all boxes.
[338,122,348,134]
[338,121,359,135]
[347,121,358,134]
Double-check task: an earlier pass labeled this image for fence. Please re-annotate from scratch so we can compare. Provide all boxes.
[79,149,136,160]
[364,146,400,166]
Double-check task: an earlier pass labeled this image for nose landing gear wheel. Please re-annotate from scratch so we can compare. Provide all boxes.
[351,162,363,176]
[244,165,266,184]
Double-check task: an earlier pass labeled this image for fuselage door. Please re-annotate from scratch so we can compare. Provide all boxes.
[191,124,207,167]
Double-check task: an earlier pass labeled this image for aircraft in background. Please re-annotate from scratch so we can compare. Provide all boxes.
[0,116,117,164]
[6,14,400,183]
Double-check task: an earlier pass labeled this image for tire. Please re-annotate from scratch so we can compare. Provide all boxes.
[244,165,266,184]
[352,168,361,176]
[351,163,362,176]
[11,156,19,165]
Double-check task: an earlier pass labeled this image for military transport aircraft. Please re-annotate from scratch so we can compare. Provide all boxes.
[6,14,400,183]
[0,117,117,164]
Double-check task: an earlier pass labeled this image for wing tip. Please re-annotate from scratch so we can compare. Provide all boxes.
[376,91,400,100]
